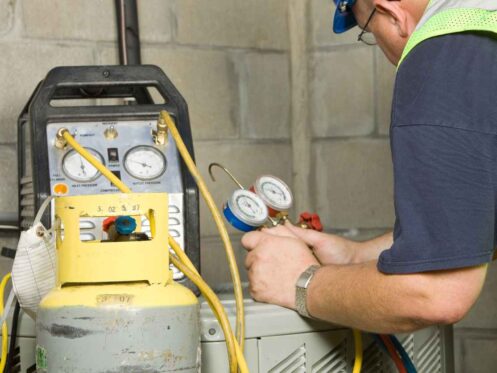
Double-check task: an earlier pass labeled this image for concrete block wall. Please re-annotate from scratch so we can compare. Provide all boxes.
[309,0,395,230]
[0,0,491,371]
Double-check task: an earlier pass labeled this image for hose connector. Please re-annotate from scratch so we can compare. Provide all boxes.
[153,116,168,145]
[54,128,69,149]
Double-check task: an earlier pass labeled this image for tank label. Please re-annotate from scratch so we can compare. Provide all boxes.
[36,345,48,371]
[96,294,134,305]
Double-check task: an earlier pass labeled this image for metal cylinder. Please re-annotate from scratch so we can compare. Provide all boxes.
[36,283,200,372]
[35,194,200,372]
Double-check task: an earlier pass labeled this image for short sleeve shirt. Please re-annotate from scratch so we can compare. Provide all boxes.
[377,32,497,274]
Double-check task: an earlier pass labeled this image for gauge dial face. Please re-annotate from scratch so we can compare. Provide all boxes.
[124,145,167,180]
[256,175,293,210]
[62,148,104,182]
[230,190,268,226]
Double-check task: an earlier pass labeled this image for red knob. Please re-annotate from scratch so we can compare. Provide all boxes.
[102,216,117,232]
[298,212,323,232]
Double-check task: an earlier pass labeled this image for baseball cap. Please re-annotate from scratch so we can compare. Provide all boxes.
[333,0,358,34]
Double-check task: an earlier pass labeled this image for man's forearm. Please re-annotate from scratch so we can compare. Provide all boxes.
[306,260,465,334]
[243,226,487,334]
[351,232,393,264]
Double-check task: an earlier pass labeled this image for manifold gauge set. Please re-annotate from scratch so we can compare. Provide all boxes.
[209,164,294,232]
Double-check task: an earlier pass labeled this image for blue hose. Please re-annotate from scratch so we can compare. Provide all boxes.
[389,335,418,373]
[373,334,418,373]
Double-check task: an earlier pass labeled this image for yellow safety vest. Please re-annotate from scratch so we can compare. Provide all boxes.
[398,0,497,67]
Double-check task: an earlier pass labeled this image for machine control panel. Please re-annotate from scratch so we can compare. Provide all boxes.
[46,119,186,279]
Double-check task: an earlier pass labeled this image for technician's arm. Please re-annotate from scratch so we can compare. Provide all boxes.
[307,261,486,334]
[242,229,487,334]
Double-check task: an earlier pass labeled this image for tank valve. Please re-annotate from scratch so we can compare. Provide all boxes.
[103,216,148,242]
[115,216,137,235]
[153,116,168,145]
[54,128,69,149]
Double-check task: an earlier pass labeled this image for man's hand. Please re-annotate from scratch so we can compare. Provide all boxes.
[242,225,319,309]
[284,222,358,265]
[286,222,394,265]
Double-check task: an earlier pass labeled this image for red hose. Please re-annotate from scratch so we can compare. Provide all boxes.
[380,334,407,373]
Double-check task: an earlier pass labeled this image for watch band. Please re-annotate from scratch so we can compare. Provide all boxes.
[295,264,321,318]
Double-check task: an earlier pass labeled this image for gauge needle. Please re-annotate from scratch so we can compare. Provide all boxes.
[79,157,87,175]
[130,160,151,168]
[244,201,256,214]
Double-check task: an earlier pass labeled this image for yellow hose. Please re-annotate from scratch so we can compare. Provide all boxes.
[167,232,243,373]
[62,131,132,193]
[352,329,363,373]
[159,110,245,350]
[61,129,245,372]
[0,273,11,373]
[168,232,245,373]
[170,253,248,373]
[63,119,246,350]
[169,234,199,276]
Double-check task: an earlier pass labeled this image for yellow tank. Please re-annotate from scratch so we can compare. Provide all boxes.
[36,193,200,373]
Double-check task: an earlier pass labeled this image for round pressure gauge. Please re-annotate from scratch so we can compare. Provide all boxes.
[62,148,104,182]
[124,146,167,180]
[251,175,293,215]
[223,189,268,232]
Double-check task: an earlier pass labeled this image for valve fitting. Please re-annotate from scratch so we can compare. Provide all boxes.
[54,128,69,149]
[153,116,168,145]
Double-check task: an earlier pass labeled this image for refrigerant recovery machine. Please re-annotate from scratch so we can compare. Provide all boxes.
[6,65,453,373]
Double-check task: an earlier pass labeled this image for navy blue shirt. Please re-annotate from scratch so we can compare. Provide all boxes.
[377,32,497,274]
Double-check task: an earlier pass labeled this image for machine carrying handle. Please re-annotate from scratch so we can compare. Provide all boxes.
[39,65,179,103]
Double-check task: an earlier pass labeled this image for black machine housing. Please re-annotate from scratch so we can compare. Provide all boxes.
[17,65,201,286]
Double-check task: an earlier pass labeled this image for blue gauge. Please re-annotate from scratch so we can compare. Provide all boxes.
[223,190,268,232]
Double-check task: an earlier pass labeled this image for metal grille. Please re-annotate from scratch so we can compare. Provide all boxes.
[362,341,385,373]
[417,330,442,373]
[401,334,415,360]
[268,345,306,373]
[20,176,34,229]
[311,339,347,373]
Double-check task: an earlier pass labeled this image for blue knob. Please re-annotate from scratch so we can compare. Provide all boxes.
[115,216,137,235]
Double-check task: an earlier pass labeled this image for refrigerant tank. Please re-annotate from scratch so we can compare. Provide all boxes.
[35,193,200,372]
[36,283,200,372]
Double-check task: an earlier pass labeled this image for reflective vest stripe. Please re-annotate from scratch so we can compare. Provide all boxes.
[398,0,497,67]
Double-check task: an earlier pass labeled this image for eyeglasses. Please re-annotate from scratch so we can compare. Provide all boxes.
[357,8,377,45]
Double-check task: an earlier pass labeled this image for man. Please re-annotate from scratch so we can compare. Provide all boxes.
[242,0,497,333]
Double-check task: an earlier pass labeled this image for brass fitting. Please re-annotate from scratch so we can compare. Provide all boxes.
[104,125,118,140]
[276,212,289,225]
[54,128,69,149]
[153,116,168,145]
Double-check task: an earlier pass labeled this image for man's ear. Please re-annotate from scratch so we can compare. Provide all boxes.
[373,0,409,37]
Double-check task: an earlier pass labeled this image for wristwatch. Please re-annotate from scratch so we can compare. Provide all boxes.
[295,264,321,318]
